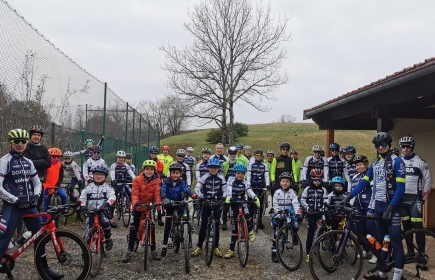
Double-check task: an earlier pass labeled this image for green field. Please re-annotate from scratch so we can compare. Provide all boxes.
[161,123,378,163]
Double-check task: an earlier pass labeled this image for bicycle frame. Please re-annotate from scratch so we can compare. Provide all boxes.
[88,210,105,253]
[135,204,157,246]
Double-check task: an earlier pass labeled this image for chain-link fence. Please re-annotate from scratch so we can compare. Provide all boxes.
[0,1,159,169]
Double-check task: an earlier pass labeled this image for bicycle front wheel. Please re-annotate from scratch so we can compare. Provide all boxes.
[191,204,201,235]
[183,223,191,273]
[276,226,303,271]
[34,230,91,280]
[402,228,435,279]
[253,210,260,233]
[89,229,103,277]
[204,219,216,266]
[144,221,150,270]
[262,192,268,216]
[309,230,363,280]
[122,195,131,227]
[237,217,249,267]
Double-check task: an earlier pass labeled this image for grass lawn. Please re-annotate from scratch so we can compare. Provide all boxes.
[161,123,378,163]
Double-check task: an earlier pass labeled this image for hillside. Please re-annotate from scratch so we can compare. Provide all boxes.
[160,123,378,162]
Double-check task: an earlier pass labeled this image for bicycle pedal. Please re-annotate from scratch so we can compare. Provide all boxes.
[167,243,173,249]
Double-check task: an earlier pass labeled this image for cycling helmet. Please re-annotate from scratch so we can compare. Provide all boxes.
[93,145,102,152]
[126,153,133,159]
[149,146,159,154]
[196,155,202,160]
[331,176,345,186]
[85,139,94,145]
[280,142,290,149]
[116,150,126,158]
[340,147,347,153]
[227,146,237,154]
[372,132,392,144]
[235,143,244,149]
[29,125,44,136]
[169,162,183,172]
[48,147,62,157]
[201,147,211,154]
[176,149,186,156]
[162,145,170,151]
[353,155,369,164]
[186,147,194,153]
[312,145,322,152]
[329,143,340,150]
[233,163,247,173]
[8,129,29,141]
[142,159,157,169]
[346,146,356,153]
[290,149,298,155]
[266,150,275,155]
[390,148,400,156]
[310,168,324,179]
[206,157,221,167]
[279,172,293,181]
[244,145,251,151]
[399,136,415,147]
[63,151,73,158]
[92,165,109,176]
[254,149,263,155]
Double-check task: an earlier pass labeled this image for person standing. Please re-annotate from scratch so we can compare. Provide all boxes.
[157,145,174,177]
[290,150,303,194]
[210,143,229,164]
[270,142,293,214]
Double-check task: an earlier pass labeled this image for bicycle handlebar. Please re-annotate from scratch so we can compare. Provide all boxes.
[46,201,80,215]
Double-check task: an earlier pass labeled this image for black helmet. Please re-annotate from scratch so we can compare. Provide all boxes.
[279,172,294,182]
[92,145,102,152]
[353,155,369,164]
[169,162,184,172]
[92,165,109,176]
[254,149,263,156]
[280,142,290,149]
[372,132,392,144]
[126,153,133,159]
[29,125,44,136]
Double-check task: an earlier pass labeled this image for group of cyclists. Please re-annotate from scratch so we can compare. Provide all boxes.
[0,124,432,280]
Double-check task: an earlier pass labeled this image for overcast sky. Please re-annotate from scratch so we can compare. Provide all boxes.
[5,0,435,128]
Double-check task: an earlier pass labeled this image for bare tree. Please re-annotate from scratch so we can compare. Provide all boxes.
[276,114,296,123]
[161,0,289,144]
[164,94,189,136]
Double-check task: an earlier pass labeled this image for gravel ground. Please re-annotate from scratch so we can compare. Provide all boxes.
[6,207,429,280]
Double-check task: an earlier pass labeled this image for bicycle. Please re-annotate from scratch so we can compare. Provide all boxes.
[114,183,132,228]
[167,200,194,273]
[47,186,68,228]
[309,205,435,280]
[229,200,257,267]
[202,200,221,267]
[251,188,267,232]
[0,202,91,280]
[190,201,202,235]
[83,207,111,277]
[274,209,304,271]
[61,181,84,227]
[129,202,161,270]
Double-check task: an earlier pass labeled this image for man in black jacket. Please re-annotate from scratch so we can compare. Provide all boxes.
[270,142,294,214]
[23,125,51,210]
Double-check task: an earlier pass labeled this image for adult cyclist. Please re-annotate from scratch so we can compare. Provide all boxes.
[72,135,105,159]
[327,143,350,193]
[300,145,328,189]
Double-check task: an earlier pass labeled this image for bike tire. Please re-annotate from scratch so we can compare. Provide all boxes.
[183,223,191,273]
[77,211,86,230]
[191,204,201,235]
[402,228,435,277]
[34,230,91,280]
[253,210,259,233]
[89,229,103,277]
[122,195,131,228]
[262,192,268,217]
[144,221,150,270]
[237,217,249,267]
[309,230,363,280]
[204,219,216,266]
[116,195,122,220]
[276,225,303,271]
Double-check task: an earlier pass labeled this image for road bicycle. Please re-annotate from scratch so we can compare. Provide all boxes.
[190,201,202,234]
[47,186,69,227]
[273,209,303,271]
[229,200,257,267]
[0,203,91,280]
[61,181,84,227]
[83,207,111,277]
[202,200,221,267]
[251,188,267,232]
[114,183,132,227]
[309,205,435,279]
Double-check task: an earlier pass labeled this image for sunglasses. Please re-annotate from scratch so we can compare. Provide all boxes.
[12,140,28,144]
[312,179,322,183]
[177,155,185,158]
[282,148,289,151]
[400,145,412,149]
[86,142,93,145]
[330,150,338,152]
[229,153,236,155]
[374,142,389,149]
[313,151,322,154]
[93,151,101,154]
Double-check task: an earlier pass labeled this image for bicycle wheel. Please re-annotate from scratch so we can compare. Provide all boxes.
[262,192,268,216]
[309,230,363,280]
[183,223,191,273]
[34,230,91,280]
[402,228,435,278]
[51,194,61,228]
[191,204,201,235]
[314,225,327,241]
[116,195,122,220]
[122,194,131,227]
[237,217,249,267]
[204,219,216,266]
[144,221,150,270]
[276,225,303,271]
[77,211,86,230]
[253,210,259,233]
[89,229,103,277]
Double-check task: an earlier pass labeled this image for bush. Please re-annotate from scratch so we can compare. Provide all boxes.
[205,122,249,144]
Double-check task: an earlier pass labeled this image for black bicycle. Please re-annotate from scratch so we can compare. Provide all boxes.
[203,200,220,267]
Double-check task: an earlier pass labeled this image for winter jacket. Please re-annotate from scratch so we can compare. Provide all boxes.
[79,182,115,210]
[160,177,193,201]
[23,142,51,182]
[44,162,63,188]
[132,172,162,206]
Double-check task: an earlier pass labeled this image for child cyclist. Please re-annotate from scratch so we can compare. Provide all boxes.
[160,162,197,257]
[300,168,328,263]
[124,153,136,182]
[325,176,348,231]
[42,147,66,222]
[192,157,227,258]
[61,151,83,202]
[122,160,162,263]
[270,172,302,263]
[223,163,260,259]
[83,145,108,186]
[79,165,115,250]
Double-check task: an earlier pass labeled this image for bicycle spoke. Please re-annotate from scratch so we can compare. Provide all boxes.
[276,226,303,271]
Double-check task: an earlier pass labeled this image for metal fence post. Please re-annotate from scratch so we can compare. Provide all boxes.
[124,102,128,151]
[102,83,107,158]
[81,130,85,168]
[51,122,55,147]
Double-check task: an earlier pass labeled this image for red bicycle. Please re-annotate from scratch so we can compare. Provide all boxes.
[0,203,91,280]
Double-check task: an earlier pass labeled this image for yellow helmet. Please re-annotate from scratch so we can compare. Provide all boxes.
[8,129,29,142]
[142,160,157,169]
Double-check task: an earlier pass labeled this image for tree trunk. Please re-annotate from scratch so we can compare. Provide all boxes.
[228,102,235,145]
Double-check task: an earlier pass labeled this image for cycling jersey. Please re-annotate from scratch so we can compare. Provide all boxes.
[171,161,192,186]
[184,155,195,170]
[402,153,432,200]
[125,164,136,182]
[300,156,329,183]
[273,188,300,214]
[264,158,277,182]
[79,182,116,210]
[300,185,328,211]
[327,190,346,205]
[351,172,372,209]
[223,159,236,180]
[247,160,270,189]
[345,159,357,179]
[195,173,227,201]
[83,157,108,182]
[62,160,82,179]
[210,154,229,164]
[225,177,256,201]
[109,162,136,183]
[326,155,350,182]
[195,160,209,182]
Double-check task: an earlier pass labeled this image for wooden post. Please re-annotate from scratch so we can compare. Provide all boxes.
[326,129,334,156]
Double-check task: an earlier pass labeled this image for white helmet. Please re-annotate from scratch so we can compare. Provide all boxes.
[186,147,194,152]
[63,151,73,158]
[176,149,186,156]
[312,145,322,152]
[116,150,126,158]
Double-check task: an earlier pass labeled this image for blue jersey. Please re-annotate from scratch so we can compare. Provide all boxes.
[195,173,227,201]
